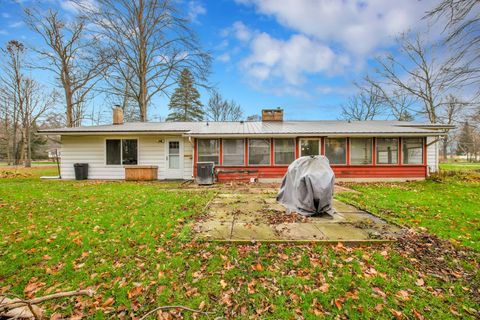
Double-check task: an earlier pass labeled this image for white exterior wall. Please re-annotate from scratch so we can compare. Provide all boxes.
[426,136,439,174]
[60,135,194,180]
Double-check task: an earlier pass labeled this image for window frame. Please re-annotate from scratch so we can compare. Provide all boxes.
[196,138,220,165]
[273,138,296,166]
[401,137,424,165]
[222,138,245,166]
[349,138,373,166]
[324,137,347,165]
[248,138,271,166]
[105,138,139,166]
[376,138,399,165]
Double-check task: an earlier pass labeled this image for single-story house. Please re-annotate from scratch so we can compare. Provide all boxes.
[39,108,453,182]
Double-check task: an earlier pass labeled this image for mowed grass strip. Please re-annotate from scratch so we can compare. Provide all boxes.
[336,171,480,250]
[0,168,478,319]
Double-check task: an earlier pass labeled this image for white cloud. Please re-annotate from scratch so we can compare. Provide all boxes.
[9,21,24,28]
[217,53,231,62]
[241,33,349,85]
[0,29,8,35]
[1,13,11,18]
[188,1,206,23]
[60,0,97,14]
[232,21,252,42]
[236,0,437,55]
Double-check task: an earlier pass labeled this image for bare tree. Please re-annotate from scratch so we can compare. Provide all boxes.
[0,40,55,167]
[0,41,25,165]
[340,83,384,121]
[427,0,480,93]
[24,9,110,127]
[76,0,211,122]
[438,94,464,160]
[19,79,57,167]
[204,91,243,121]
[372,32,468,123]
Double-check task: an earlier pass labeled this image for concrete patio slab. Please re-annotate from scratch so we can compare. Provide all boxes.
[231,222,278,240]
[193,184,403,243]
[315,224,370,240]
[275,223,326,240]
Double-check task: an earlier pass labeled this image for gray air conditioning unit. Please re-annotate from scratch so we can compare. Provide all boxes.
[196,162,215,185]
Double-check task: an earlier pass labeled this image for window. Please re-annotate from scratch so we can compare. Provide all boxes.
[402,138,423,164]
[376,138,398,164]
[300,139,320,157]
[223,139,245,165]
[325,138,346,164]
[106,139,138,165]
[274,139,295,165]
[350,138,372,165]
[168,141,180,169]
[197,139,219,164]
[249,139,270,165]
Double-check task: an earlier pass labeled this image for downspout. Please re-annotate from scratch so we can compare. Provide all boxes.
[188,135,194,180]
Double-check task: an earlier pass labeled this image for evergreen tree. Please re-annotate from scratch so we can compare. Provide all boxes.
[166,69,204,121]
[457,121,473,158]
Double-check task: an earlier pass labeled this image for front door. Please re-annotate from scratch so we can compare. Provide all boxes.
[165,139,183,179]
[300,139,321,157]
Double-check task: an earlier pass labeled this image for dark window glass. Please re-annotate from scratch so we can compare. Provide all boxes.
[300,139,320,156]
[122,139,138,165]
[377,138,398,164]
[350,138,373,165]
[325,138,347,164]
[274,139,295,164]
[106,139,121,165]
[249,139,271,165]
[402,138,423,164]
[223,139,245,165]
[198,139,219,164]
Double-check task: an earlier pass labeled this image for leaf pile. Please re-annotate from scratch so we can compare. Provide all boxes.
[396,230,480,303]
[0,170,33,179]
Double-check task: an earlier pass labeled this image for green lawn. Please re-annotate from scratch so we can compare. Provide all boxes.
[1,168,478,319]
[337,171,480,251]
[439,162,480,171]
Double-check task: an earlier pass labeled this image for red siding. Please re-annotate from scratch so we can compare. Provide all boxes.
[193,137,428,181]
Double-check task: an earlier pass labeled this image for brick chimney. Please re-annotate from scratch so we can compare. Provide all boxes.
[113,106,124,125]
[261,108,283,121]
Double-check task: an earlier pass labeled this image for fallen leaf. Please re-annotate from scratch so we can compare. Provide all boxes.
[252,263,263,271]
[102,297,115,308]
[127,285,144,299]
[415,278,425,286]
[318,283,329,293]
[390,309,403,319]
[220,279,227,289]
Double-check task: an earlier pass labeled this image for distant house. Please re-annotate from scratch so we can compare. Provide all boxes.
[39,108,452,181]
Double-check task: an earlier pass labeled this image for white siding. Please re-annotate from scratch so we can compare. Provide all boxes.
[426,136,439,174]
[60,135,194,180]
[183,137,194,180]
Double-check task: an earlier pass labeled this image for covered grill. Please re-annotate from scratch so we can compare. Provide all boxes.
[277,156,336,217]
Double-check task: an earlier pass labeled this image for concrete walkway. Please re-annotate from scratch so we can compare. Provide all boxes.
[193,186,403,243]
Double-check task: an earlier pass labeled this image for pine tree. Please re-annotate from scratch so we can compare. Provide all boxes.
[166,69,204,121]
[457,121,473,158]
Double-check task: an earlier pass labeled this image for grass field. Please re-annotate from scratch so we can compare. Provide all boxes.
[439,162,480,171]
[0,167,478,319]
[337,171,480,250]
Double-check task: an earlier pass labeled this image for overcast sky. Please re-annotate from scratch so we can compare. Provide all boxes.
[0,0,442,122]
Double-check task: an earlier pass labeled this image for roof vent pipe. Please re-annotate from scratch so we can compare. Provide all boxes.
[113,106,124,125]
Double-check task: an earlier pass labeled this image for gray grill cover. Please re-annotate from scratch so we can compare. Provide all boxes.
[277,156,336,217]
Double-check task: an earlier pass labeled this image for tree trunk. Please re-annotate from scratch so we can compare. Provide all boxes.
[23,126,31,167]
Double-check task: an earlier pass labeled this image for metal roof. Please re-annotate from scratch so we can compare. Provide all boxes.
[38,120,451,136]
